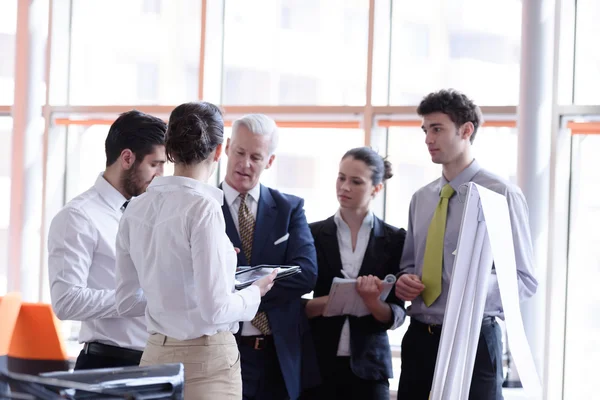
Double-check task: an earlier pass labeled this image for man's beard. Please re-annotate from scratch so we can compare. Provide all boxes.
[122,164,146,198]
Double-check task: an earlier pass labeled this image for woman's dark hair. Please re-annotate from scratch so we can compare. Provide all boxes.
[165,102,224,164]
[342,147,393,185]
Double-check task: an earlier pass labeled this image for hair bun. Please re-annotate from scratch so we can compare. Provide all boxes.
[383,159,393,181]
[165,102,224,165]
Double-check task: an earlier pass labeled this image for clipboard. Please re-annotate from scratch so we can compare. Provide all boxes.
[234,265,301,290]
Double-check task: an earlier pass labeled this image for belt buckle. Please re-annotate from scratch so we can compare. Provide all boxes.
[254,337,265,350]
[83,343,90,354]
[428,324,438,335]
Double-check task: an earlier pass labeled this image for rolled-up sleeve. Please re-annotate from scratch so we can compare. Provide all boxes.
[388,303,406,330]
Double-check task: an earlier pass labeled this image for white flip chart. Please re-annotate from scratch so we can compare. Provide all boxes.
[430,183,541,400]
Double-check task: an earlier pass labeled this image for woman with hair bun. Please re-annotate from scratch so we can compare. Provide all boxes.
[115,102,276,399]
[303,147,407,400]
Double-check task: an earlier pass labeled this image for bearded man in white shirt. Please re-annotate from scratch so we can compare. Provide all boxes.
[47,110,167,370]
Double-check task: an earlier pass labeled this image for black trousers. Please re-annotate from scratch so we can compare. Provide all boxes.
[74,348,142,370]
[301,356,389,400]
[397,318,503,400]
[238,336,289,400]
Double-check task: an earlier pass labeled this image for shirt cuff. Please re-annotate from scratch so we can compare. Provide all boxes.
[389,303,407,330]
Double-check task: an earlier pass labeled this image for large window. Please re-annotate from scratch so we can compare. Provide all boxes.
[68,0,200,105]
[564,133,600,399]
[0,0,17,104]
[388,0,522,105]
[222,0,369,105]
[4,2,565,397]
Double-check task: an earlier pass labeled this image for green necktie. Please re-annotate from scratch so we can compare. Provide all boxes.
[421,183,455,307]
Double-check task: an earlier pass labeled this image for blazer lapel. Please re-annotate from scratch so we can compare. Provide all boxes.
[357,216,387,277]
[321,217,345,279]
[251,185,277,264]
[220,184,246,265]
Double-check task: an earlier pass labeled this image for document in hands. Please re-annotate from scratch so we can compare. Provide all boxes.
[234,265,301,290]
[322,274,397,317]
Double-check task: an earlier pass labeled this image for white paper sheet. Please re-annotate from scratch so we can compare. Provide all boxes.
[322,274,396,317]
[431,183,541,400]
[431,183,493,399]
[475,183,542,398]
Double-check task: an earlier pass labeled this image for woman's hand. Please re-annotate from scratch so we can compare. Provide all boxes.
[252,270,277,296]
[357,275,393,324]
[356,275,383,306]
[305,296,329,319]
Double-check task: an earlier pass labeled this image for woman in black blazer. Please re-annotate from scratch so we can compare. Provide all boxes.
[303,147,407,400]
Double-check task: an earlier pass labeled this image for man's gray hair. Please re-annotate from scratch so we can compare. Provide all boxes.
[231,114,279,155]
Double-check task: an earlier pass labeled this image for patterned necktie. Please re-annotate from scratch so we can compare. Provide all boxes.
[238,193,271,335]
[238,193,255,264]
[421,183,455,307]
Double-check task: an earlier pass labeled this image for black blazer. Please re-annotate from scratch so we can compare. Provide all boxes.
[309,215,406,381]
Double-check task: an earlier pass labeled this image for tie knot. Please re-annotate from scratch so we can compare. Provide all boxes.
[239,193,247,203]
[440,184,455,199]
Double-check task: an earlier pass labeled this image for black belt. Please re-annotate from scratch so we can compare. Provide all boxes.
[83,342,143,363]
[412,316,495,335]
[236,335,274,350]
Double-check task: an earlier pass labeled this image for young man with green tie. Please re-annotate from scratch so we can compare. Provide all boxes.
[394,89,538,400]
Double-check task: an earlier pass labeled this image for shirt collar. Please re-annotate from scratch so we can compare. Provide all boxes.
[221,180,261,207]
[439,159,481,194]
[333,209,374,231]
[94,173,128,212]
[148,176,223,205]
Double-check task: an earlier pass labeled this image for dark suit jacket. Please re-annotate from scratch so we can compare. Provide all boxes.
[309,215,406,381]
[221,184,319,400]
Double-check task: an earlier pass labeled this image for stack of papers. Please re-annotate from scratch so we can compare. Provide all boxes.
[322,274,397,317]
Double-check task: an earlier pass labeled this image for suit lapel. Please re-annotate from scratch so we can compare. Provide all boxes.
[220,184,246,265]
[357,216,387,277]
[321,217,345,279]
[251,185,277,264]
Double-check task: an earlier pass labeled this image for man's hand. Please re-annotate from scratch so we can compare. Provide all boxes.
[394,274,425,301]
[356,275,383,306]
[305,296,329,319]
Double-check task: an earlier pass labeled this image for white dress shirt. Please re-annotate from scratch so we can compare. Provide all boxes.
[115,176,261,341]
[221,180,263,336]
[47,174,148,350]
[334,209,373,356]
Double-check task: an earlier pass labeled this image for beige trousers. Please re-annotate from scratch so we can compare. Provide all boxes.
[140,331,241,399]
